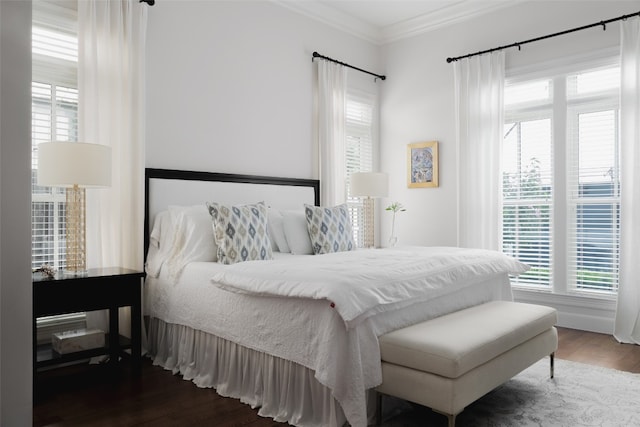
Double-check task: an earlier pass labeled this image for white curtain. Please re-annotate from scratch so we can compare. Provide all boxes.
[614,17,640,345]
[454,52,505,250]
[317,60,347,206]
[79,0,147,338]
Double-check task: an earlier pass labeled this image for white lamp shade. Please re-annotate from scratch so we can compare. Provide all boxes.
[350,172,389,198]
[37,142,112,188]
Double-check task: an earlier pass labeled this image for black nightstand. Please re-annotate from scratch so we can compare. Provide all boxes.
[33,267,145,381]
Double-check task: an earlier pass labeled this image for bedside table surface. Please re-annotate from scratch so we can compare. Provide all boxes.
[33,267,144,283]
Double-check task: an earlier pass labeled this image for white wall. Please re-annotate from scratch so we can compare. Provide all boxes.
[380,1,638,248]
[0,0,33,424]
[145,0,380,180]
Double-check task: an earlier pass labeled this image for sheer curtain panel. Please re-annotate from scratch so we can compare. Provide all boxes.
[317,60,348,206]
[78,0,147,337]
[454,52,505,250]
[614,17,640,345]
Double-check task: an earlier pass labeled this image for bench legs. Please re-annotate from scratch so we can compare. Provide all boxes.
[550,352,555,379]
[433,409,457,427]
[377,393,459,427]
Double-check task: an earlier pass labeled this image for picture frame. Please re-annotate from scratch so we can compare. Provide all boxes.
[407,141,439,188]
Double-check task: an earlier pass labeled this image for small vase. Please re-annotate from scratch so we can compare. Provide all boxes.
[389,214,398,247]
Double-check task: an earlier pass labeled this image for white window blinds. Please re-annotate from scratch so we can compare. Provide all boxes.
[502,116,553,287]
[345,91,375,247]
[31,1,78,270]
[503,62,620,296]
[566,67,620,294]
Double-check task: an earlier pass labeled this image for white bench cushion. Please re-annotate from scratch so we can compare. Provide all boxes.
[379,301,557,379]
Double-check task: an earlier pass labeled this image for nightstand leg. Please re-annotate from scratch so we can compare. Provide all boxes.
[109,306,119,365]
[131,281,142,375]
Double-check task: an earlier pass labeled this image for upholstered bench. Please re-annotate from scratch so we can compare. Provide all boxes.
[376,301,558,427]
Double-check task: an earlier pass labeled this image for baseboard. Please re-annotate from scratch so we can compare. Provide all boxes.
[513,289,616,335]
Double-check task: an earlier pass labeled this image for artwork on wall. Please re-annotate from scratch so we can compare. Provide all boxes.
[407,141,439,188]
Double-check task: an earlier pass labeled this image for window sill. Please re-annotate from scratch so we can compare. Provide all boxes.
[513,288,616,334]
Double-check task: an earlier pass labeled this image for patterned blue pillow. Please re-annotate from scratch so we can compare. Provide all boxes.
[304,204,356,255]
[206,201,273,264]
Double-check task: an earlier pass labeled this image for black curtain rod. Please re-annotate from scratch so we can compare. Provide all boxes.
[446,10,640,63]
[312,51,386,81]
[139,0,155,5]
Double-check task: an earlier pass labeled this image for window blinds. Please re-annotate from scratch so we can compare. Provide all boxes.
[503,64,620,295]
[345,91,375,247]
[502,117,553,287]
[31,1,78,270]
[566,68,621,293]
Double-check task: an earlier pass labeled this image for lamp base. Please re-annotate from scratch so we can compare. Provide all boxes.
[65,185,87,274]
[62,268,88,277]
[362,197,375,248]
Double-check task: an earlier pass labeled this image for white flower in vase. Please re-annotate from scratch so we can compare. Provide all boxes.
[385,202,406,247]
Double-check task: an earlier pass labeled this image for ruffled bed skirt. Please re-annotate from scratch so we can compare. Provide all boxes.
[147,317,350,427]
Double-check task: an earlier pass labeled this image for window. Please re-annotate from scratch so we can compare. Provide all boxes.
[503,60,620,297]
[345,91,376,247]
[32,1,78,271]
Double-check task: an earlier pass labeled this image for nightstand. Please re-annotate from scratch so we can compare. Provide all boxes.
[33,267,145,380]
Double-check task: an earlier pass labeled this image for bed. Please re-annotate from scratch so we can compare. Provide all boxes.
[143,168,526,427]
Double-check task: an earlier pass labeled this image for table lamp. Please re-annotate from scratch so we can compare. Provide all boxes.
[350,172,388,248]
[37,142,112,275]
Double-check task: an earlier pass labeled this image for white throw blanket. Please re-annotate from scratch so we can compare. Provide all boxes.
[211,246,528,329]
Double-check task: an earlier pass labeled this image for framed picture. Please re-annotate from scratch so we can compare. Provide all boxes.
[407,141,439,188]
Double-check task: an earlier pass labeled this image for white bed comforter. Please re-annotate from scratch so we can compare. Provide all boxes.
[147,247,524,427]
[212,246,528,328]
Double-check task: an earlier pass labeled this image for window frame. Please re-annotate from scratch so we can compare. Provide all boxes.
[503,53,620,301]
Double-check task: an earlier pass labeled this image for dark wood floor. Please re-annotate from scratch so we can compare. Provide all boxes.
[33,327,640,427]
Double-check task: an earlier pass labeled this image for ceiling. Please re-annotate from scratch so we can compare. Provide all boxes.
[274,0,520,44]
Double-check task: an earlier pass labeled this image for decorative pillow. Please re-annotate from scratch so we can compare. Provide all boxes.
[282,210,314,255]
[163,205,218,280]
[304,204,356,255]
[267,207,290,253]
[207,201,273,264]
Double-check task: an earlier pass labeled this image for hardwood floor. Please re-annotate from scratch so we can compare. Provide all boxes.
[33,327,640,427]
[556,327,640,374]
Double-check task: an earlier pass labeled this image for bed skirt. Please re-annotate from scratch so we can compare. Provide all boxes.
[146,317,351,427]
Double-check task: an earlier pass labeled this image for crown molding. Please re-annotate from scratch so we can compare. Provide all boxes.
[272,0,381,44]
[382,1,523,44]
[272,0,523,45]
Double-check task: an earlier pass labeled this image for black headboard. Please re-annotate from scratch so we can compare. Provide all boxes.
[144,168,320,257]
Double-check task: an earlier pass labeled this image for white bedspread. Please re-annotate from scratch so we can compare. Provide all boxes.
[146,247,521,427]
[211,246,528,328]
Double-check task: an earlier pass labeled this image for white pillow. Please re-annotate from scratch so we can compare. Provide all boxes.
[282,210,314,255]
[268,208,290,253]
[207,201,273,264]
[304,204,356,254]
[164,205,217,279]
[145,210,175,278]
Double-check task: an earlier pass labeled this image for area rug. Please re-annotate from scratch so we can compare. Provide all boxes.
[381,358,640,426]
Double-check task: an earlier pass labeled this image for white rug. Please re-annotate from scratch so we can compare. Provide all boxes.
[382,358,640,426]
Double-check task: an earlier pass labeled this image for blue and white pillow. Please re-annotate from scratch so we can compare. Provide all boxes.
[206,201,273,264]
[304,204,355,255]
